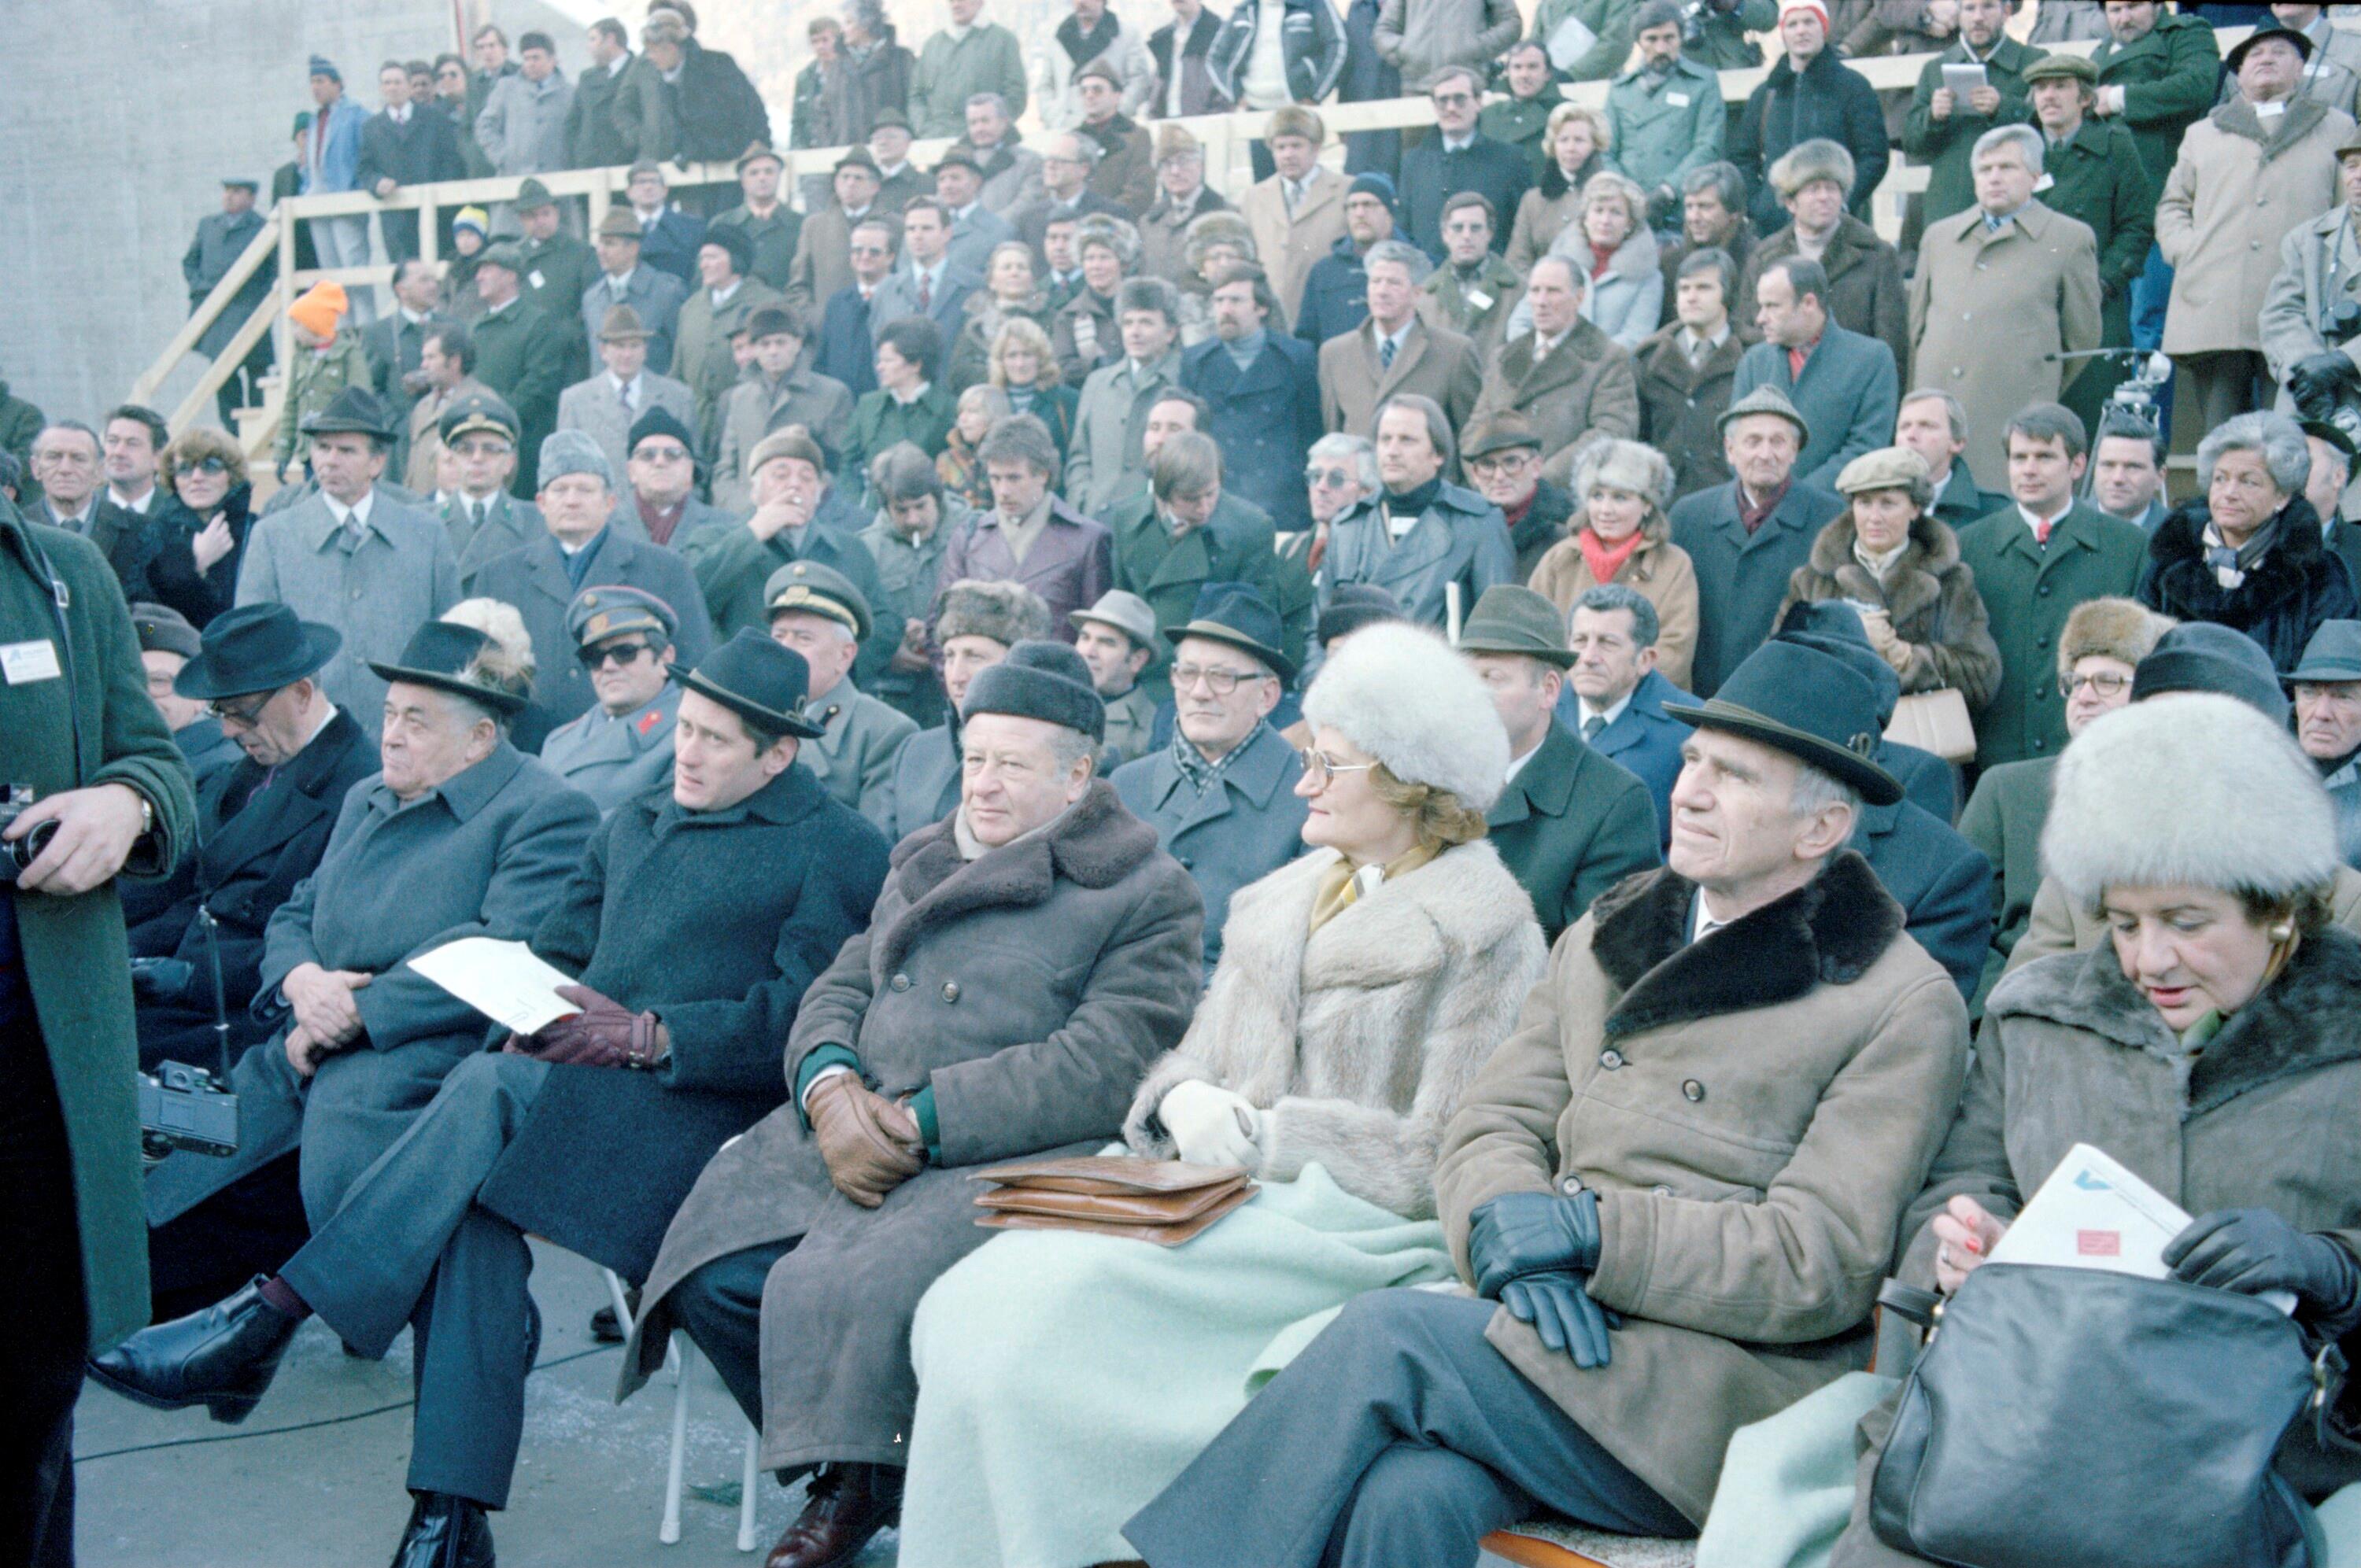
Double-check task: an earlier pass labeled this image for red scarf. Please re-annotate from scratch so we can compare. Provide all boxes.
[1589,241,1616,281]
[1577,526,1645,585]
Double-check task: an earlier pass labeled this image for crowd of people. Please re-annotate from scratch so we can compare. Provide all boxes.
[11,2,2361,1567]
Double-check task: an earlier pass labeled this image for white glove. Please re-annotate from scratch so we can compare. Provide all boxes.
[1158,1079,1263,1169]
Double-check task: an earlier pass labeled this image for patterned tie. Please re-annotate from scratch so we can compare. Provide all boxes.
[2033,515,2054,547]
[1583,714,1606,743]
[917,272,933,314]
[1379,336,1395,371]
[619,380,635,416]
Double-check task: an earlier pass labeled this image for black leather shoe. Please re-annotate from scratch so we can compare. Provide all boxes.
[763,1463,902,1568]
[390,1492,494,1568]
[587,1304,623,1343]
[87,1276,301,1424]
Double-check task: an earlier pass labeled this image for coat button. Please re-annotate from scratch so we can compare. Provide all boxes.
[1950,366,1964,378]
[2038,583,2052,596]
[1178,854,1194,869]
[1561,1175,1583,1195]
[1683,1079,1705,1101]
[1653,1183,1675,1197]
[941,980,961,1002]
[1599,1049,1624,1069]
[891,973,911,991]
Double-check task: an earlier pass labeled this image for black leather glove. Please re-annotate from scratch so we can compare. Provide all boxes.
[2166,1208,2361,1337]
[2286,352,2358,419]
[1469,1189,1602,1300]
[1502,1270,1618,1369]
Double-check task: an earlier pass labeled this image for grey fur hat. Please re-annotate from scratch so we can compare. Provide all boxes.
[937,577,1052,649]
[1302,622,1511,812]
[537,428,614,491]
[2042,694,2338,912]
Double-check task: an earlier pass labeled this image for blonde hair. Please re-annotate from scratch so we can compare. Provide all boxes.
[1369,763,1488,850]
[1547,103,1612,157]
[162,425,249,493]
[989,317,1060,391]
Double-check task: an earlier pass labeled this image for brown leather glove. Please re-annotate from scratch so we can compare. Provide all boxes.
[807,1072,924,1208]
[527,985,668,1069]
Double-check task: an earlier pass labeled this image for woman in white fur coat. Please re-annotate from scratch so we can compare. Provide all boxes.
[896,625,1550,1568]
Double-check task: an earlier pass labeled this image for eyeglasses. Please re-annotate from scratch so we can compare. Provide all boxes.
[2060,670,2132,699]
[1431,92,1476,107]
[1298,747,1379,789]
[578,640,656,670]
[1305,466,1355,489]
[174,456,230,477]
[1171,662,1263,695]
[205,691,276,725]
[634,444,690,463]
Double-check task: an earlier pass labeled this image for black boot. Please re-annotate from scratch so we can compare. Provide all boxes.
[389,1492,494,1568]
[86,1275,301,1424]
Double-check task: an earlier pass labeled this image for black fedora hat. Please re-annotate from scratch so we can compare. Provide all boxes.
[1165,582,1297,683]
[368,620,530,716]
[672,628,826,740]
[301,385,400,442]
[172,603,342,701]
[1662,640,1903,805]
[2226,23,2312,73]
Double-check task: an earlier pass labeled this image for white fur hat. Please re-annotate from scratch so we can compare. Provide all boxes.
[1302,622,1512,812]
[2042,694,2339,911]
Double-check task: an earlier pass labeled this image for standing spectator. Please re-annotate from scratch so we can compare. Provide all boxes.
[942,412,1113,632]
[1668,382,1839,695]
[711,146,802,295]
[1471,256,1641,482]
[1561,583,1687,841]
[1638,248,1745,499]
[1528,0,1645,84]
[1463,412,1572,580]
[911,0,1029,137]
[1016,132,1125,260]
[1051,216,1139,386]
[2267,140,2361,415]
[674,228,784,453]
[1240,107,1350,324]
[788,150,884,315]
[626,407,732,548]
[1901,0,2043,229]
[839,0,916,142]
[474,31,571,187]
[1897,386,2001,529]
[567,17,664,170]
[1151,0,1230,118]
[1319,395,1516,629]
[362,260,451,479]
[235,388,461,725]
[1953,401,2148,766]
[2139,411,2361,672]
[434,52,489,175]
[1337,0,1404,183]
[1182,263,1325,533]
[1910,125,2104,479]
[273,113,323,275]
[1505,105,1613,273]
[1657,162,1757,302]
[403,325,486,494]
[2274,2,2361,120]
[183,176,275,427]
[583,207,689,375]
[792,17,855,155]
[1067,279,1187,515]
[644,10,770,167]
[1685,0,1777,68]
[513,180,598,384]
[956,93,1045,215]
[1605,3,1727,221]
[2091,0,2222,369]
[1421,194,1523,362]
[816,216,899,397]
[299,57,373,323]
[1075,61,1156,216]
[358,60,465,265]
[622,160,708,286]
[848,318,959,479]
[1209,0,1350,158]
[871,199,984,349]
[1319,241,1483,439]
[1529,437,1700,688]
[1737,140,1911,374]
[469,246,569,496]
[711,306,852,511]
[2090,410,2169,532]
[434,393,549,579]
[1375,0,1519,94]
[466,24,518,127]
[1731,0,1888,235]
[1036,0,1158,131]
[276,282,371,485]
[937,150,1020,277]
[1294,173,1402,349]
[1524,172,1662,351]
[2024,53,2156,429]
[2160,24,2354,453]
[561,306,700,487]
[1480,42,1562,183]
[1398,67,1532,260]
[1139,128,1229,281]
[1738,255,1899,490]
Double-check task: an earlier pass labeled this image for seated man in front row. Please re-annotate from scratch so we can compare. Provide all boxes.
[1125,639,1971,1567]
[92,630,892,1568]
[623,640,1205,1568]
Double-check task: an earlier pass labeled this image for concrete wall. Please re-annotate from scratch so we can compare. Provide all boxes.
[0,0,575,433]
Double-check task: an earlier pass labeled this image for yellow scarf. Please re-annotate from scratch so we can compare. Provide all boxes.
[1308,841,1442,934]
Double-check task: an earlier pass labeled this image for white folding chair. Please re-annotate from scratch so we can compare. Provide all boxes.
[602,1267,760,1551]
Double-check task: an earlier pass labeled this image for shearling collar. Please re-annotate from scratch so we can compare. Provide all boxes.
[1805,507,1964,629]
[1589,850,1903,1039]
[872,779,1158,976]
[2212,94,2330,158]
[1988,928,2361,1117]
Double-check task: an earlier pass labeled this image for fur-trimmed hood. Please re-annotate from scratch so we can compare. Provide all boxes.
[1988,925,2361,1116]
[1587,850,1905,1039]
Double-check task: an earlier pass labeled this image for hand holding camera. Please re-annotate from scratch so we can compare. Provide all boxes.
[2,782,149,895]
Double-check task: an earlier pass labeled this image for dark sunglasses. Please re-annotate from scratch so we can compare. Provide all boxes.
[578,640,656,670]
[175,456,231,477]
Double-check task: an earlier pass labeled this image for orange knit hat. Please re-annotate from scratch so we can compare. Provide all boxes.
[287,281,349,340]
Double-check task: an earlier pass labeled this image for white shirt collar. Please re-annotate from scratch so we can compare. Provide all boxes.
[108,484,156,513]
[609,51,633,76]
[1502,740,1543,784]
[324,489,376,532]
[610,371,643,398]
[1579,690,1633,731]
[606,266,637,292]
[711,279,742,308]
[890,379,933,407]
[2019,500,2068,533]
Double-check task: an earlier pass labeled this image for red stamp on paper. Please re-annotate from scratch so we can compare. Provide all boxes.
[2076,1230,2122,1257]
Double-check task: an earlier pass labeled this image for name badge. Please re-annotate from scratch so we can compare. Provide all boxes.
[1667,92,1690,107]
[528,268,547,290]
[1,639,62,684]
[1466,288,1495,310]
[2034,172,2056,193]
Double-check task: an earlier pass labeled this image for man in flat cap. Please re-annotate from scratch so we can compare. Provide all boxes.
[1457,585,1662,945]
[629,635,1201,1568]
[469,430,715,749]
[585,205,690,378]
[434,390,547,580]
[765,561,918,829]
[2020,53,2153,427]
[513,177,600,374]
[559,305,698,485]
[1070,588,1161,766]
[1129,636,1970,1568]
[468,244,569,494]
[183,175,277,426]
[714,304,855,513]
[100,629,886,1568]
[711,143,804,293]
[237,388,461,730]
[540,585,689,813]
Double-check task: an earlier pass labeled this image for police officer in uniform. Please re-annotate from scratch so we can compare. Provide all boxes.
[763,561,917,832]
[538,585,683,813]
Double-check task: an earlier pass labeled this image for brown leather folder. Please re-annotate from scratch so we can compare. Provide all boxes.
[969,1156,1258,1245]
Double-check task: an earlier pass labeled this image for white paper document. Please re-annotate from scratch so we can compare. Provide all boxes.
[1942,62,1990,97]
[1988,1142,2293,1313]
[1546,13,1598,71]
[408,937,582,1035]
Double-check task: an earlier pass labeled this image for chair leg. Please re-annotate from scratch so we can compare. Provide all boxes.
[602,1267,636,1337]
[737,1420,761,1552]
[661,1334,695,1545]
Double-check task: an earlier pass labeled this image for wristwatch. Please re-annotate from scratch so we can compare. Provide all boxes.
[137,791,155,838]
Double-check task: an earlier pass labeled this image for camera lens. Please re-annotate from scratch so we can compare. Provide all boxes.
[2,818,57,873]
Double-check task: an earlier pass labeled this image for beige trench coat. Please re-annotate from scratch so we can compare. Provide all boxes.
[2156,98,2353,357]
[1317,314,1485,440]
[1238,166,1349,324]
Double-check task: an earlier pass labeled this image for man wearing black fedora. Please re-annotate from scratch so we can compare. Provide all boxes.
[118,616,597,1383]
[1112,583,1309,974]
[235,386,460,735]
[1129,637,1971,1568]
[1454,585,1661,946]
[95,629,889,1568]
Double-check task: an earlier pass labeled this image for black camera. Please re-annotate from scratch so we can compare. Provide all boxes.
[2332,300,2361,341]
[0,785,60,884]
[140,1061,241,1159]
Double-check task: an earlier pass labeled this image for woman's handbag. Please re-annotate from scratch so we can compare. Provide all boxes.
[1868,1264,2340,1568]
[1883,688,1977,764]
[969,1156,1258,1246]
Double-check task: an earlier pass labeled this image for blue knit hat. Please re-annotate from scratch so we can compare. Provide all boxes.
[1347,172,1400,224]
[309,55,341,83]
